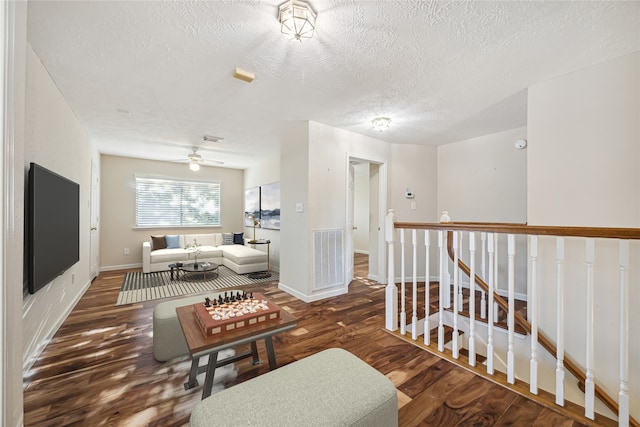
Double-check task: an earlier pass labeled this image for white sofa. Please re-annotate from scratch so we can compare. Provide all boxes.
[142,233,268,275]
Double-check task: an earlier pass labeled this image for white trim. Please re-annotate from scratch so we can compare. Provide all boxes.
[278,281,348,303]
[354,249,369,255]
[100,263,143,272]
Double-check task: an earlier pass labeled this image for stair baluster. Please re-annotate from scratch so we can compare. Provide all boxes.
[468,232,476,366]
[507,234,516,384]
[530,235,539,395]
[556,237,566,406]
[424,230,431,346]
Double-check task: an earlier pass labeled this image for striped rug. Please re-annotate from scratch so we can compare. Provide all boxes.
[116,266,278,305]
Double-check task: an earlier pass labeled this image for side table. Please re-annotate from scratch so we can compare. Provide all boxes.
[247,239,271,279]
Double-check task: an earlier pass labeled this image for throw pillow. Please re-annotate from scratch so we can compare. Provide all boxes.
[151,235,166,250]
[165,234,180,249]
[233,232,244,245]
[222,233,234,245]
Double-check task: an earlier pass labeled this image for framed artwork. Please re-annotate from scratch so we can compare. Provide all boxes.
[244,187,260,227]
[260,182,280,230]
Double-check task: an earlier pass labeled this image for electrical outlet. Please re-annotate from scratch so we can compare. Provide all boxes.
[124,248,130,255]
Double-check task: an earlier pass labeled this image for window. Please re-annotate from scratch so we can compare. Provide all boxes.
[135,176,221,228]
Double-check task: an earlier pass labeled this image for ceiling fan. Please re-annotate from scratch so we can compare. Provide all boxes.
[179,147,224,171]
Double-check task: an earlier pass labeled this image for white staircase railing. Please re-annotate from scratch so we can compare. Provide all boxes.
[384,209,640,427]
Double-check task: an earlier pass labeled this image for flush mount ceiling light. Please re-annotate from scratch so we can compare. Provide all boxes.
[371,117,391,132]
[278,0,317,42]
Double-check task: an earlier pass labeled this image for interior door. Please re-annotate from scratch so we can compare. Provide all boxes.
[89,159,99,280]
[345,162,355,285]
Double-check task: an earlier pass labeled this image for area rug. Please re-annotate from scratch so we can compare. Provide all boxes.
[116,266,278,305]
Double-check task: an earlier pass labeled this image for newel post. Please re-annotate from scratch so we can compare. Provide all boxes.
[385,209,398,331]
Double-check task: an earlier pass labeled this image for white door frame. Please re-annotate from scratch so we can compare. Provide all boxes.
[346,153,388,285]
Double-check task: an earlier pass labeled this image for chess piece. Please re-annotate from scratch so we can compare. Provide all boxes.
[204,297,211,307]
[218,295,223,304]
[212,299,218,306]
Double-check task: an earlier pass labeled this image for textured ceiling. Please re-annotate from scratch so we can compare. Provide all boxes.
[26,1,640,169]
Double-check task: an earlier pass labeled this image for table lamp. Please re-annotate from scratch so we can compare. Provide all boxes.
[248,214,259,243]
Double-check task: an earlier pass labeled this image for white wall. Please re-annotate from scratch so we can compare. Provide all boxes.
[279,121,311,299]
[100,155,244,270]
[244,155,281,271]
[388,142,439,282]
[528,53,640,419]
[22,44,100,373]
[438,126,528,223]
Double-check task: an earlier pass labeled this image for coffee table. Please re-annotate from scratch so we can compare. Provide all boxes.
[170,262,218,281]
[176,304,297,399]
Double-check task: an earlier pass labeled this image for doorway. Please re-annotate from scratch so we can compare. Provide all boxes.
[347,157,386,285]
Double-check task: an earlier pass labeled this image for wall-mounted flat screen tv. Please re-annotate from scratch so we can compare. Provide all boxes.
[27,163,80,294]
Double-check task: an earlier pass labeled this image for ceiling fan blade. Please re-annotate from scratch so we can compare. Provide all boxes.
[201,159,224,165]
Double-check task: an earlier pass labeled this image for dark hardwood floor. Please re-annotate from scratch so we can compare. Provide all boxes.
[23,253,588,426]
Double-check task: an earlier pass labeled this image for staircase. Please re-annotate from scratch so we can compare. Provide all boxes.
[384,212,640,427]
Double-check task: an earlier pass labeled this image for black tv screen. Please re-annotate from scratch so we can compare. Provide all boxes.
[27,163,80,294]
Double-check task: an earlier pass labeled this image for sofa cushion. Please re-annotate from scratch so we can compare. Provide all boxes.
[219,245,266,265]
[222,233,233,245]
[233,232,244,244]
[150,248,190,264]
[165,234,181,249]
[151,235,166,250]
[150,246,224,264]
[181,233,221,248]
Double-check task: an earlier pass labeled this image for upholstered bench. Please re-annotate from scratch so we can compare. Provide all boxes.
[153,294,211,362]
[190,348,398,427]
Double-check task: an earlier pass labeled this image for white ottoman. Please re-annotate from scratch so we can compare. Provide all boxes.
[190,348,398,427]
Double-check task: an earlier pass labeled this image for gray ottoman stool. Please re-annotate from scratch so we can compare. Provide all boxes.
[153,294,213,362]
[190,348,398,427]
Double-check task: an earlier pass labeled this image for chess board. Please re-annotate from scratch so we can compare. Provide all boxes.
[193,292,281,336]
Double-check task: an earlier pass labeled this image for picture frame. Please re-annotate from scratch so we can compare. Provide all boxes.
[244,187,260,227]
[260,182,280,230]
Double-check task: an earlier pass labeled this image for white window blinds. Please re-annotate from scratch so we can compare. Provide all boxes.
[135,177,221,227]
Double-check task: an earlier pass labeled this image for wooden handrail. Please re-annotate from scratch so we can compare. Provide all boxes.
[395,221,640,240]
[440,230,637,427]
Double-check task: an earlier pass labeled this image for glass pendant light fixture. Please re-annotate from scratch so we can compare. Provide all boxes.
[278,0,317,42]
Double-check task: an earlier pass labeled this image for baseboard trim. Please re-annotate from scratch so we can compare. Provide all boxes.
[278,281,348,303]
[100,263,142,272]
